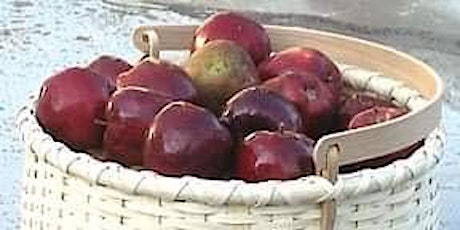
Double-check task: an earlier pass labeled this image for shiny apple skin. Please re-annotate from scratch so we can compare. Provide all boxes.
[235,130,315,182]
[36,67,111,150]
[347,106,407,129]
[338,92,396,130]
[88,55,132,91]
[263,72,336,139]
[258,47,342,102]
[103,87,173,167]
[143,101,233,179]
[194,11,271,64]
[117,58,198,102]
[221,87,303,139]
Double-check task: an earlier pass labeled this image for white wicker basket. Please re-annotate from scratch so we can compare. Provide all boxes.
[16,25,444,230]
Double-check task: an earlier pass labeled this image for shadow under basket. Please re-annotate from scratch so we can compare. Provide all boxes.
[16,25,445,230]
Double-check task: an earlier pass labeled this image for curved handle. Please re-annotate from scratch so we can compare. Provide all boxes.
[132,25,443,181]
[314,94,442,177]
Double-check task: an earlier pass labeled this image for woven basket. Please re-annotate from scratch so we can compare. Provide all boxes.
[16,25,444,230]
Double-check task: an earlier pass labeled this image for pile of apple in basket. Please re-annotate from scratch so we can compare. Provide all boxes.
[36,11,421,182]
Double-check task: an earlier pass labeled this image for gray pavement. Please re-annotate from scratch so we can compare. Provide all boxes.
[1,0,459,229]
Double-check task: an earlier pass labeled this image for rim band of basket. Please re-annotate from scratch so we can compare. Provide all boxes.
[16,65,445,208]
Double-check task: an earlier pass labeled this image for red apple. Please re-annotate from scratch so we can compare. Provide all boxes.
[194,11,271,64]
[258,47,342,101]
[117,58,198,101]
[221,87,303,139]
[36,67,111,150]
[235,130,315,182]
[143,101,233,178]
[262,72,336,139]
[185,40,259,112]
[348,106,407,129]
[338,92,396,130]
[88,55,132,91]
[339,106,413,173]
[102,87,173,167]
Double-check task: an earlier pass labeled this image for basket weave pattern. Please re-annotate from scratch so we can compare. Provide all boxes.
[17,63,444,230]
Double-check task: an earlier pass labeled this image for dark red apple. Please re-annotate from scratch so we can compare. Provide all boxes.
[88,55,132,91]
[221,87,303,139]
[262,72,336,139]
[102,87,173,167]
[185,40,259,112]
[258,47,342,101]
[36,67,111,150]
[347,106,407,129]
[117,58,198,101]
[339,106,413,173]
[338,92,396,130]
[194,11,271,64]
[235,130,315,182]
[143,101,233,178]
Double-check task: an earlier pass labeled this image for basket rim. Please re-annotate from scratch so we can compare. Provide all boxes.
[16,64,445,207]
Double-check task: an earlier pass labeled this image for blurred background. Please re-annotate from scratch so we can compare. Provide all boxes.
[1,0,459,229]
